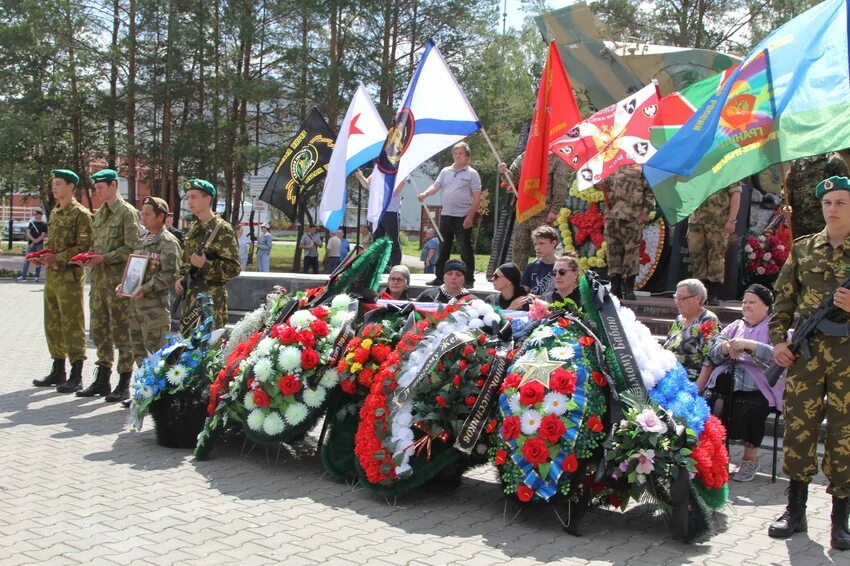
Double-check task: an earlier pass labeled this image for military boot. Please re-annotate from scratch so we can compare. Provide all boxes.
[623,275,637,301]
[57,360,84,394]
[705,281,720,306]
[832,497,850,550]
[609,274,623,298]
[104,371,132,403]
[33,358,66,387]
[768,480,808,538]
[76,365,112,397]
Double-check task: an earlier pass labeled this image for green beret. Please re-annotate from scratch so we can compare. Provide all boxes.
[184,178,216,199]
[815,175,850,199]
[51,169,79,185]
[91,169,118,183]
[142,196,170,214]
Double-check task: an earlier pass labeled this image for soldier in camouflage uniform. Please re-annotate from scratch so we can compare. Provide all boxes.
[33,170,93,392]
[786,151,850,237]
[604,164,655,300]
[113,196,182,402]
[175,179,240,329]
[69,169,141,399]
[687,183,742,305]
[499,152,573,272]
[768,176,850,550]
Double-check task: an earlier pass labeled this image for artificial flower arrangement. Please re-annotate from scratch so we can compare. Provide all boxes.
[321,307,410,480]
[636,214,666,290]
[354,300,506,495]
[195,294,356,457]
[743,221,791,283]
[129,296,224,448]
[489,313,609,504]
[557,192,608,271]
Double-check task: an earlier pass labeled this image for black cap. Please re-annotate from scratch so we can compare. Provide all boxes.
[444,259,467,275]
[495,262,522,290]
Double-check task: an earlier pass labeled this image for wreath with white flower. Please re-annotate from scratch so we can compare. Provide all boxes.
[354,300,506,494]
[636,215,666,290]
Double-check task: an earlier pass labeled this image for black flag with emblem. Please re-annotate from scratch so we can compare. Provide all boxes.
[259,107,336,221]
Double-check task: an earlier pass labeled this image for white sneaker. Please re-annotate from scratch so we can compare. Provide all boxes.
[733,460,759,482]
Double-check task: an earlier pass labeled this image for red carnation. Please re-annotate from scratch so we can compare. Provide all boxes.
[487,348,497,356]
[480,363,491,375]
[437,362,445,372]
[475,379,485,388]
[353,348,370,364]
[557,317,571,328]
[451,375,462,388]
[370,344,391,363]
[578,335,595,347]
[485,419,498,434]
[521,438,550,465]
[336,359,348,374]
[562,453,579,473]
[278,374,301,396]
[298,330,316,348]
[310,306,329,319]
[501,373,521,392]
[458,360,468,371]
[519,382,545,406]
[463,344,475,357]
[465,395,477,408]
[301,348,320,370]
[501,416,521,440]
[435,395,447,408]
[494,449,508,466]
[310,318,330,337]
[550,369,577,395]
[478,334,487,345]
[538,414,566,444]
[591,371,607,387]
[587,415,604,433]
[517,485,533,502]
[340,379,356,394]
[346,337,360,349]
[357,368,374,388]
[253,389,271,408]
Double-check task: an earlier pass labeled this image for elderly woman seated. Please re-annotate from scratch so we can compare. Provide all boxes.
[380,265,410,300]
[663,278,721,384]
[486,263,529,310]
[416,260,475,304]
[700,283,784,482]
[539,255,581,308]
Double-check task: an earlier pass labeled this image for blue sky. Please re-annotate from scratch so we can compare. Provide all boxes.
[502,0,574,31]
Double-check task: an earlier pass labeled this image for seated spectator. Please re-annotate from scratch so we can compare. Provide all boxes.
[663,279,721,383]
[486,263,529,310]
[521,225,559,295]
[416,260,474,304]
[380,265,410,300]
[540,255,581,307]
[701,284,784,482]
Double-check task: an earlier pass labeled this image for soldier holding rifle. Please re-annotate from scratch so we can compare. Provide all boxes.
[768,176,850,550]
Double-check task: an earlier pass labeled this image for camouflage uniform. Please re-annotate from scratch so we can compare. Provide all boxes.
[130,228,182,365]
[43,199,93,362]
[787,153,849,237]
[90,197,140,373]
[508,152,573,271]
[770,231,850,497]
[687,184,742,283]
[604,164,655,277]
[179,215,241,328]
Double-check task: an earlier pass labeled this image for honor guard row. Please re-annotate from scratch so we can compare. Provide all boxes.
[31,169,240,402]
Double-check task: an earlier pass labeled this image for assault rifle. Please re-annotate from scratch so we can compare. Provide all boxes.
[765,276,850,386]
[171,227,217,335]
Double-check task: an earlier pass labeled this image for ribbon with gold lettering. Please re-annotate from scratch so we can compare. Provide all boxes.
[454,341,512,454]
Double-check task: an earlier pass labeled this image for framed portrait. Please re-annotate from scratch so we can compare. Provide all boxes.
[120,254,149,297]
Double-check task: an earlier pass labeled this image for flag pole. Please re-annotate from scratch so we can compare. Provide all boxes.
[480,127,518,194]
[356,179,362,248]
[407,176,444,241]
[779,162,793,240]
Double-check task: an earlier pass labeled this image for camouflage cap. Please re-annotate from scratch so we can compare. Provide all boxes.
[184,178,216,199]
[51,169,79,185]
[142,196,170,215]
[90,169,118,183]
[815,176,850,199]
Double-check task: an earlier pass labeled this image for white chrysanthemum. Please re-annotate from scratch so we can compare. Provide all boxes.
[391,425,414,447]
[278,346,302,372]
[243,393,256,411]
[549,346,574,361]
[262,412,285,436]
[246,409,266,431]
[527,326,555,345]
[331,293,353,310]
[166,364,188,386]
[543,392,569,416]
[468,318,484,330]
[329,311,349,328]
[508,392,522,414]
[138,385,154,399]
[284,402,308,426]
[395,462,413,477]
[288,310,316,330]
[319,368,339,388]
[520,409,542,435]
[254,337,276,360]
[393,407,413,428]
[252,358,275,382]
[302,386,326,408]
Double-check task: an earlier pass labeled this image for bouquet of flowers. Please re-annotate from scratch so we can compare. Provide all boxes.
[743,225,790,282]
[489,314,609,503]
[354,300,506,494]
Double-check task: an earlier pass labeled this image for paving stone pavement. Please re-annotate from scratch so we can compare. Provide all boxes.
[0,279,848,566]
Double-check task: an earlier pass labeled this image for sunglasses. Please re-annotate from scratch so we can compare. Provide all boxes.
[492,273,503,280]
[555,268,578,276]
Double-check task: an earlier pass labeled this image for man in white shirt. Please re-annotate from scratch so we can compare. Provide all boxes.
[325,229,342,273]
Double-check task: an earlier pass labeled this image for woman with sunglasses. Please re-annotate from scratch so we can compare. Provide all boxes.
[379,265,410,300]
[486,263,529,310]
[539,255,582,308]
[663,278,721,383]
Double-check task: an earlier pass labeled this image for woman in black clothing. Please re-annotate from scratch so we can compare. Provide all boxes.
[485,263,529,310]
[540,255,581,306]
[416,259,474,304]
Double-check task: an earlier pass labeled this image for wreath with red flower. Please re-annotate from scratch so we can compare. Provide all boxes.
[570,202,606,248]
[354,300,506,494]
[490,314,609,503]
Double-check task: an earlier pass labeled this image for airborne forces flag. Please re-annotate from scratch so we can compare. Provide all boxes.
[260,107,335,222]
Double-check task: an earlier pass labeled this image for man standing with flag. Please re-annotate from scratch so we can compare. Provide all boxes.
[417,142,481,287]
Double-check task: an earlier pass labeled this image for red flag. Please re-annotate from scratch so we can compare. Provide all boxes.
[550,81,661,190]
[516,42,581,223]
